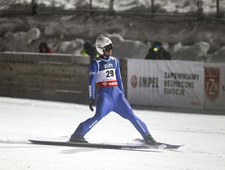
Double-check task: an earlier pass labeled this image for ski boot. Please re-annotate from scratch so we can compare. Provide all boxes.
[69,136,88,143]
[144,134,157,145]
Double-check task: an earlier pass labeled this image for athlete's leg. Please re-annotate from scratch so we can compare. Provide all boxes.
[113,91,150,138]
[70,91,112,139]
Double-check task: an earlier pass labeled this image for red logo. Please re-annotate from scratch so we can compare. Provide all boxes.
[131,75,138,88]
[205,67,220,101]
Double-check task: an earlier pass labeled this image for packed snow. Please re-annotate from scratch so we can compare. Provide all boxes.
[0,97,225,170]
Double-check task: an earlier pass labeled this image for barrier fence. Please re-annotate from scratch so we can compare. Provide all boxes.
[0,52,89,104]
[0,52,224,111]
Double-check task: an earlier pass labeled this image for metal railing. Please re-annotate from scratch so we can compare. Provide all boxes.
[0,0,224,19]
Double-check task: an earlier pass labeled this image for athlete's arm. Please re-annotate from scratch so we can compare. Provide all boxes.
[89,60,98,100]
[115,59,125,94]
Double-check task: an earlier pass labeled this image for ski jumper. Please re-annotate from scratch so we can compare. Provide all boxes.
[71,55,151,139]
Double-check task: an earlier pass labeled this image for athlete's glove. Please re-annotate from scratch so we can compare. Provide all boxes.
[89,99,95,112]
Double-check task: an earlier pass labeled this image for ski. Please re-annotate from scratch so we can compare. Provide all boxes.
[29,139,182,151]
[29,139,154,150]
[133,138,183,149]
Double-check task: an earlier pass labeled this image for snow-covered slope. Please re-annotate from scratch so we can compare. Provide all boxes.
[0,97,225,170]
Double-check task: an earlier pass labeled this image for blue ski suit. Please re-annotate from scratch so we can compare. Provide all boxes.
[71,55,151,139]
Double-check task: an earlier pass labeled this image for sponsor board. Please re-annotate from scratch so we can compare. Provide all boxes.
[204,64,225,110]
[204,67,220,101]
[127,60,204,109]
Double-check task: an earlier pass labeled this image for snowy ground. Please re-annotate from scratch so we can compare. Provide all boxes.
[0,97,225,170]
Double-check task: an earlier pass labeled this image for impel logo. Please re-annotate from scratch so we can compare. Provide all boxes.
[205,67,220,101]
[130,75,138,88]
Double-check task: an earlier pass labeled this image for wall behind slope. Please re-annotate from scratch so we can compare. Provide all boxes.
[0,52,224,112]
[0,52,90,104]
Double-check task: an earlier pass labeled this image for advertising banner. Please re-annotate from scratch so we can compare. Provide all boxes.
[204,64,225,110]
[127,59,204,109]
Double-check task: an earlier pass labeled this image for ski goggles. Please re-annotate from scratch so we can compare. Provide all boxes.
[104,44,113,51]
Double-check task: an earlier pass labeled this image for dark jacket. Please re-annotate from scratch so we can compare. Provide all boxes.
[39,42,51,53]
[145,42,171,60]
[81,42,97,62]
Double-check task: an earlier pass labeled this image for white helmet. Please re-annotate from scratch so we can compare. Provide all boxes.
[95,36,113,55]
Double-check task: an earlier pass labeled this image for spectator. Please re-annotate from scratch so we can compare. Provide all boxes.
[31,0,38,16]
[81,41,97,62]
[39,42,51,53]
[145,41,171,60]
